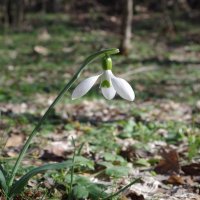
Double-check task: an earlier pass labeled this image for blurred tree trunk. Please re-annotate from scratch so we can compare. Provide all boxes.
[5,0,13,25]
[16,0,24,27]
[187,0,200,9]
[119,0,133,56]
[161,0,176,35]
[46,0,56,12]
[4,0,24,28]
[42,0,61,13]
[41,0,47,13]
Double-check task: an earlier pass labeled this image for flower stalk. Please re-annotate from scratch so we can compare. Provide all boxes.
[8,48,120,189]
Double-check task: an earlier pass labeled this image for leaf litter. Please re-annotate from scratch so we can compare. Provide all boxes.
[0,96,200,199]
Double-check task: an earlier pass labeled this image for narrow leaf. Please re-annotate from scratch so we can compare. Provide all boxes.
[9,161,73,197]
[0,165,8,193]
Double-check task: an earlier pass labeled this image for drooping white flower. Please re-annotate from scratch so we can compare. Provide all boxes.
[72,57,135,101]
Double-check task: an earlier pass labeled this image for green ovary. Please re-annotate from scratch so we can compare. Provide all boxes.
[101,80,111,88]
[102,57,112,70]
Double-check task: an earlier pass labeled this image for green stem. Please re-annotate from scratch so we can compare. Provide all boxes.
[68,138,76,200]
[102,178,141,200]
[8,48,119,189]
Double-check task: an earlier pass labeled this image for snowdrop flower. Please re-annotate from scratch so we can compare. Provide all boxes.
[72,56,135,101]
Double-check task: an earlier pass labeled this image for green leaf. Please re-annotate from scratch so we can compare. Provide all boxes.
[104,153,116,161]
[98,161,113,168]
[74,156,94,170]
[0,165,8,194]
[66,175,107,199]
[104,153,126,164]
[119,119,135,138]
[105,166,130,178]
[9,160,73,197]
[87,184,107,199]
[134,158,150,167]
[73,185,89,199]
[124,120,135,133]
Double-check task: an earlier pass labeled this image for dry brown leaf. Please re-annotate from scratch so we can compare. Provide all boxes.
[40,141,73,161]
[136,100,192,123]
[119,195,129,200]
[45,141,70,157]
[182,163,200,176]
[154,148,180,174]
[164,175,185,185]
[37,29,51,41]
[120,145,149,162]
[124,191,145,200]
[6,150,18,157]
[120,146,137,162]
[196,101,200,111]
[5,133,25,148]
[34,45,49,56]
[0,122,9,150]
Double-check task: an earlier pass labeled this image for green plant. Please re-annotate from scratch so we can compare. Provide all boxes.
[188,135,200,161]
[0,48,120,199]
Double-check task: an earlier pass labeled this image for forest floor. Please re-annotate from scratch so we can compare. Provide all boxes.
[0,10,200,200]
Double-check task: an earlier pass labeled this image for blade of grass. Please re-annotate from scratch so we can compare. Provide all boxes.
[68,139,85,200]
[9,160,73,197]
[0,165,8,194]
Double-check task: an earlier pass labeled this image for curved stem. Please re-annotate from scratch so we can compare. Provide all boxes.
[8,48,119,189]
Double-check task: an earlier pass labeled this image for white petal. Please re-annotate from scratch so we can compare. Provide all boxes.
[101,86,116,100]
[103,70,114,78]
[111,76,135,101]
[100,70,116,100]
[72,75,100,99]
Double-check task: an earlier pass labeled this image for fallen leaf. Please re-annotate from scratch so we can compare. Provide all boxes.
[127,177,160,199]
[41,141,73,161]
[0,122,9,149]
[182,163,200,176]
[123,191,145,200]
[46,141,70,157]
[40,151,65,162]
[37,29,51,41]
[6,149,18,157]
[195,101,200,111]
[154,148,180,174]
[34,45,49,56]
[5,133,25,147]
[164,175,185,185]
[119,195,129,200]
[119,146,137,162]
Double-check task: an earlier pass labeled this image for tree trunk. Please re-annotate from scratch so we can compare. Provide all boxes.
[6,0,13,26]
[3,0,24,28]
[42,0,60,13]
[46,0,56,12]
[16,0,24,27]
[187,0,200,9]
[119,0,133,56]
